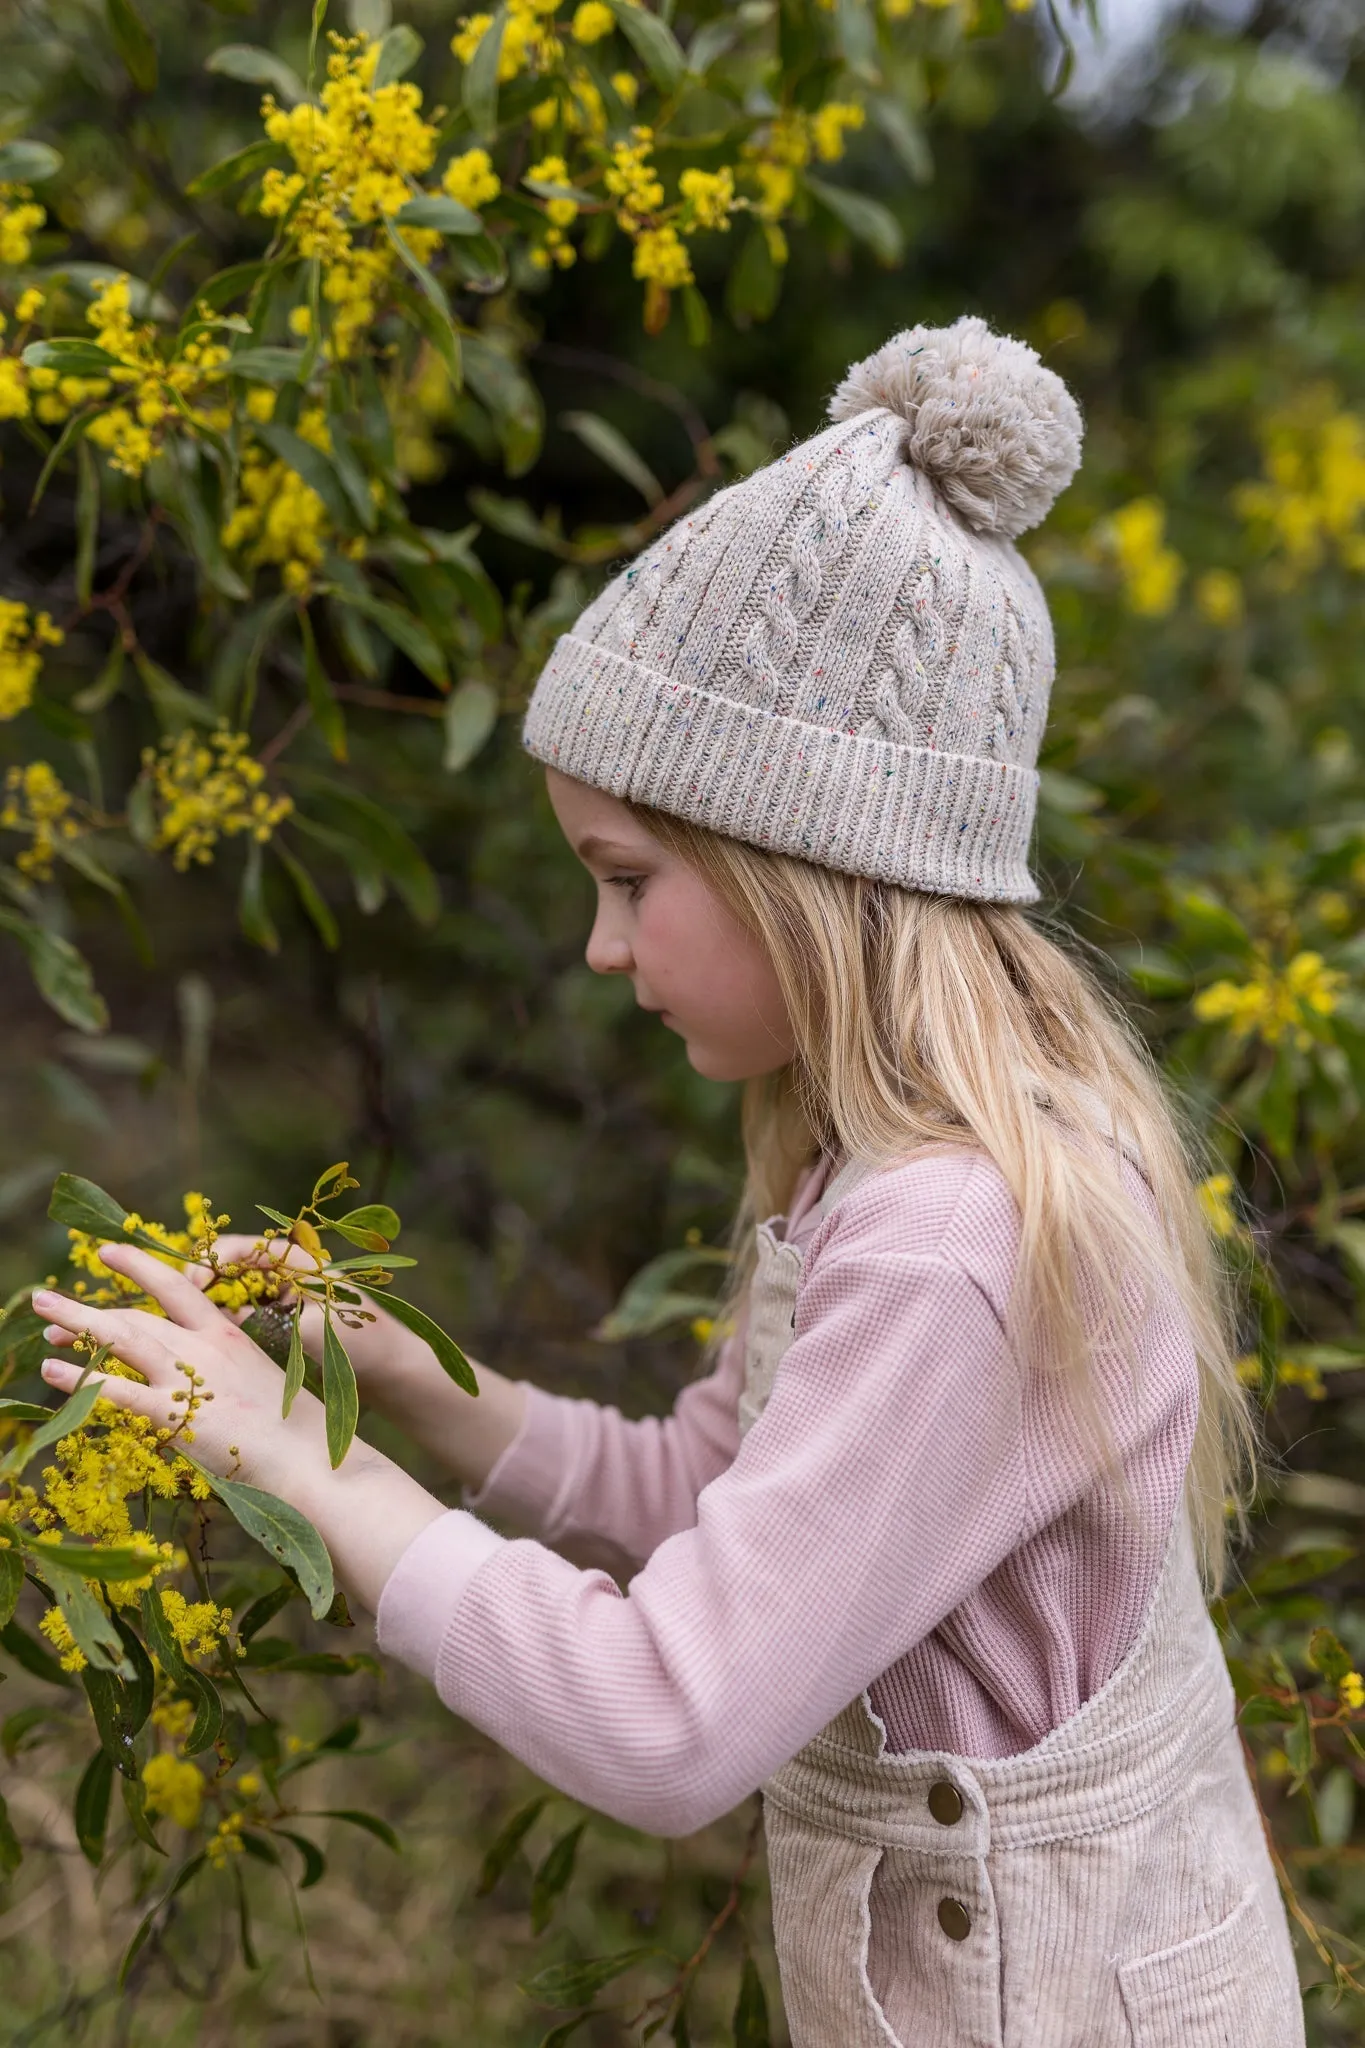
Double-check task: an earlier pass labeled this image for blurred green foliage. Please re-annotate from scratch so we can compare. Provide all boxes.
[6,0,1365,2038]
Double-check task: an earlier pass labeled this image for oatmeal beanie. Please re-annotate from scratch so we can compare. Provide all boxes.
[521,317,1083,903]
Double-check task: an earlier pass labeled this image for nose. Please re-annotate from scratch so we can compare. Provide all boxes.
[585,903,633,976]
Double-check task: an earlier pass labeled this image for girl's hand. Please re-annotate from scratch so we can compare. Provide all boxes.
[201,1233,427,1401]
[33,1244,345,1497]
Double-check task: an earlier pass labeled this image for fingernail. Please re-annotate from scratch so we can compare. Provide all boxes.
[42,1360,74,1384]
[43,1325,67,1342]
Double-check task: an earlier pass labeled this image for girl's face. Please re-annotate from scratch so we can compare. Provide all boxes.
[546,768,796,1082]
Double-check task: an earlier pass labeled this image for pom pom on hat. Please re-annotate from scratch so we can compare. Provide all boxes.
[828,316,1083,540]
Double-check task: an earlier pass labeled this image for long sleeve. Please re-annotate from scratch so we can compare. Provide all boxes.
[466,1329,745,1566]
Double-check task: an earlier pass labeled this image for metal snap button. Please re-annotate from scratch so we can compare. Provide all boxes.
[928,1779,964,1826]
[937,1897,971,1942]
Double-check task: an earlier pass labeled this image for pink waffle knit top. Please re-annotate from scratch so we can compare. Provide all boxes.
[376,1146,1200,1836]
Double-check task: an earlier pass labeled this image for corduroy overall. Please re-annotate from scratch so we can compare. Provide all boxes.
[740,1159,1305,2048]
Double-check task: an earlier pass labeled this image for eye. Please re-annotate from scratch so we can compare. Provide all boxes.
[605,873,647,901]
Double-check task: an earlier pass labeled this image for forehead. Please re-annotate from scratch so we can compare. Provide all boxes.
[545,768,658,856]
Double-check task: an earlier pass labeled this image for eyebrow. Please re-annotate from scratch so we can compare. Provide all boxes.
[575,833,652,864]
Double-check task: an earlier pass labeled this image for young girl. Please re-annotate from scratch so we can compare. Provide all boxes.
[35,320,1303,2046]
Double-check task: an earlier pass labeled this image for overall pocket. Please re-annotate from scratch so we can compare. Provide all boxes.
[1117,1883,1297,2047]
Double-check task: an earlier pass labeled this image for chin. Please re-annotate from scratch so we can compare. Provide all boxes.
[685,1042,783,1083]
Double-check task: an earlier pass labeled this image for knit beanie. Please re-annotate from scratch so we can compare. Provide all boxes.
[521,317,1083,903]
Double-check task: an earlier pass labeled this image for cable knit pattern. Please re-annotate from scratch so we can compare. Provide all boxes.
[522,319,1083,902]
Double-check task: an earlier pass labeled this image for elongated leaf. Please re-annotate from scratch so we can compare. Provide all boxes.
[75,442,99,609]
[0,1791,20,1876]
[20,1538,161,1583]
[328,586,449,686]
[521,1948,656,2008]
[804,175,904,266]
[3,1379,102,1478]
[120,1769,165,1853]
[278,1828,327,1888]
[0,1399,52,1425]
[0,912,109,1035]
[53,1575,131,1678]
[299,611,347,762]
[140,1586,223,1756]
[605,0,684,90]
[464,333,542,477]
[0,140,62,184]
[225,346,309,385]
[732,1956,770,2046]
[464,6,508,136]
[239,840,280,955]
[562,410,662,506]
[444,678,499,773]
[353,1285,476,1393]
[306,1806,399,1850]
[394,193,482,235]
[531,1820,586,1933]
[477,1793,550,1895]
[322,1312,359,1468]
[133,647,218,731]
[187,138,282,199]
[374,22,423,83]
[193,1465,335,1618]
[47,1173,187,1263]
[119,1853,207,1987]
[333,1203,399,1241]
[253,421,359,535]
[106,0,158,91]
[75,1747,115,1865]
[0,1550,22,1630]
[384,221,462,386]
[1,1617,78,1688]
[276,845,341,951]
[207,42,309,103]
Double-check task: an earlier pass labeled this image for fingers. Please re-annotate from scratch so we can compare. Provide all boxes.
[31,1290,180,1382]
[94,1244,228,1331]
[40,1357,179,1432]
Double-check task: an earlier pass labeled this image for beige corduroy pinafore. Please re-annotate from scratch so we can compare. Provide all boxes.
[739,1158,1304,2048]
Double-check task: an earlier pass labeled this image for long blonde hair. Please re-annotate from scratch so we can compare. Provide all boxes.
[631,803,1258,1594]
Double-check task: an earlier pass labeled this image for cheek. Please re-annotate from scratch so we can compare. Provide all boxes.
[638,880,791,1044]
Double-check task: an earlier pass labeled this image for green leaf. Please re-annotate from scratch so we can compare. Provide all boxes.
[444,678,499,773]
[139,1586,223,1755]
[20,339,117,378]
[306,1806,400,1849]
[253,421,361,536]
[0,1791,20,1876]
[1,1617,77,1688]
[206,43,309,104]
[328,586,449,686]
[75,1747,115,1866]
[225,346,310,385]
[477,1793,550,1895]
[187,138,283,199]
[239,840,280,955]
[373,22,423,84]
[2,1378,102,1478]
[1285,1700,1316,1783]
[353,1285,476,1393]
[51,1575,131,1678]
[464,6,508,137]
[732,1956,770,2046]
[1,1705,55,1759]
[540,2021,593,2048]
[870,93,932,183]
[191,1465,335,1618]
[385,220,463,387]
[322,1311,360,1468]
[804,175,904,266]
[133,647,218,731]
[119,1854,208,1986]
[299,609,348,762]
[725,225,781,325]
[287,775,439,922]
[521,1948,656,2008]
[0,914,109,1035]
[276,843,341,951]
[19,1539,162,1583]
[605,0,684,91]
[277,1828,327,1888]
[0,1550,22,1630]
[561,411,661,507]
[1245,1545,1354,1599]
[75,442,100,610]
[531,1820,587,1934]
[1317,1765,1356,1849]
[0,140,62,184]
[393,193,483,235]
[47,1174,190,1263]
[0,1399,52,1425]
[106,0,158,91]
[464,334,542,477]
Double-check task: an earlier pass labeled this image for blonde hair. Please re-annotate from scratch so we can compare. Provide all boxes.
[631,804,1258,1594]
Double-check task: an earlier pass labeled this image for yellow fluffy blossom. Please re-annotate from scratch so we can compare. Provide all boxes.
[1234,392,1365,580]
[39,1403,192,1551]
[1277,1356,1327,1401]
[0,185,46,266]
[572,0,616,40]
[160,1588,233,1663]
[633,224,692,288]
[144,727,292,870]
[0,600,63,721]
[528,154,579,229]
[1340,1671,1365,1712]
[604,126,664,230]
[1101,498,1184,616]
[1194,568,1244,627]
[208,1811,246,1868]
[679,166,736,231]
[222,405,336,588]
[152,1695,198,1742]
[15,285,44,323]
[39,1606,87,1674]
[143,1753,205,1830]
[810,100,866,163]
[236,1772,263,1801]
[451,0,562,83]
[0,359,29,419]
[1193,950,1345,1050]
[443,146,501,210]
[1,762,84,879]
[1196,1173,1240,1240]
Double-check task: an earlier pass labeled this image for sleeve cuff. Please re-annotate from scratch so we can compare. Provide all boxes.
[374,1509,507,1684]
[464,1382,576,1539]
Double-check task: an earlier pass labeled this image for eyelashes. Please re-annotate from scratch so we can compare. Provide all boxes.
[605,873,647,902]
